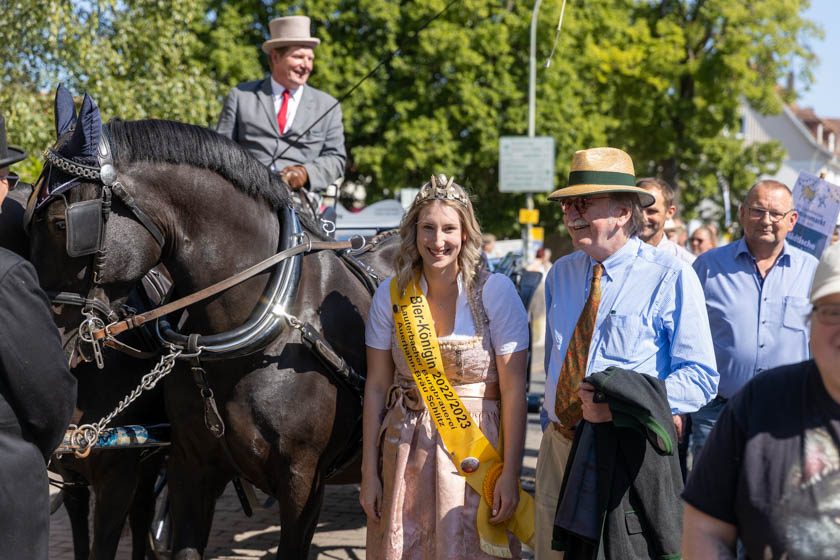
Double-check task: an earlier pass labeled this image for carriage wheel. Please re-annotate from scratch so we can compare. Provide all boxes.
[146,469,172,560]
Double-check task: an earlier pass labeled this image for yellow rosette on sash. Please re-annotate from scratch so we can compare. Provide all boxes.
[391,277,535,557]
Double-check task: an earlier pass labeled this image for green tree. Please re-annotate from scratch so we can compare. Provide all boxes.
[1,0,820,235]
[295,0,614,236]
[579,0,818,216]
[2,0,225,179]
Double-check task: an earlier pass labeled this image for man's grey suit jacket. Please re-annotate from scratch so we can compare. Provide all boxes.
[217,78,346,190]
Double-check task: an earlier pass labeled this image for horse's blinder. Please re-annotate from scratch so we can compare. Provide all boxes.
[32,127,162,367]
[65,198,105,257]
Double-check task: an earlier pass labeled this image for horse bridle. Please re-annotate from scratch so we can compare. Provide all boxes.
[26,126,167,367]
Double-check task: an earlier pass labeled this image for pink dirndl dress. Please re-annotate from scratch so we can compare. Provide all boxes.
[366,273,522,559]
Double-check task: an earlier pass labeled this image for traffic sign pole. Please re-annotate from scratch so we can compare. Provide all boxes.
[525,0,541,261]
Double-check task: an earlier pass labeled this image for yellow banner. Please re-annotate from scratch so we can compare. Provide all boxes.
[391,277,534,557]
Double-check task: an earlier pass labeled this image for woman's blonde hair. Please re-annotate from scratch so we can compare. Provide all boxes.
[395,174,484,294]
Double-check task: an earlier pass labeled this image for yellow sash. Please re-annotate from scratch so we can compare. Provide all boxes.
[391,276,535,557]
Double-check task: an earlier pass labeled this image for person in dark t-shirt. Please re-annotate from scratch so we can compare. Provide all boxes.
[682,242,840,559]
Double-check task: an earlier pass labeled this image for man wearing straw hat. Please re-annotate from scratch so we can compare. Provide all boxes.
[217,15,346,192]
[0,114,77,558]
[536,147,718,558]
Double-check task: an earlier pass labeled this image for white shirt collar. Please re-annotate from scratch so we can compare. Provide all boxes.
[270,78,304,102]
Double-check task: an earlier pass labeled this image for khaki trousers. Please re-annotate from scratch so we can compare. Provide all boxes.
[534,422,573,560]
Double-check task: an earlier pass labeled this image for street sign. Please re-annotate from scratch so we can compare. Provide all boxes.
[518,208,540,225]
[531,226,544,242]
[499,136,555,193]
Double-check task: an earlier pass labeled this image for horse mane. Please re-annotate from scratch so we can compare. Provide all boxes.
[106,119,293,211]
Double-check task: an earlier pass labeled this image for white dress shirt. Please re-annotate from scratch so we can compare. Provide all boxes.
[271,78,303,134]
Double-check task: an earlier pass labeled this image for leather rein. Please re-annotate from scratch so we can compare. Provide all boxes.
[90,234,361,343]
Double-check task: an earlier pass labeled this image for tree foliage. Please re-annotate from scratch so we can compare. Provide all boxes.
[0,0,820,234]
[583,0,818,212]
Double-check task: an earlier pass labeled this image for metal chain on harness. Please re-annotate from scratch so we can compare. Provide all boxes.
[63,345,193,458]
[43,148,101,180]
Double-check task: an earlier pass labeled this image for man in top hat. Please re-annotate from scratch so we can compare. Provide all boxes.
[0,114,77,558]
[535,147,717,558]
[217,15,346,192]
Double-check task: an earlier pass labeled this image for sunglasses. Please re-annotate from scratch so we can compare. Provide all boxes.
[559,196,610,215]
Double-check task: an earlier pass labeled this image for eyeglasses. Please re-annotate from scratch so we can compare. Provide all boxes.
[559,196,610,215]
[812,304,840,325]
[689,237,706,244]
[746,206,794,223]
[0,173,19,191]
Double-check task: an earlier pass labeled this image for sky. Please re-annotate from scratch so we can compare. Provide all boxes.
[797,0,840,117]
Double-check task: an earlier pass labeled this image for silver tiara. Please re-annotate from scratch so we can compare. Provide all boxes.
[415,174,469,206]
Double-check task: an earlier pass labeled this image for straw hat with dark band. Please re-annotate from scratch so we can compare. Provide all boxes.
[549,147,655,208]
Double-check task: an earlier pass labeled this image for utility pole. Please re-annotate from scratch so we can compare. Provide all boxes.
[524,0,542,261]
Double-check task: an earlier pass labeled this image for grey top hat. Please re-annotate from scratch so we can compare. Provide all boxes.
[262,16,321,54]
[0,114,26,168]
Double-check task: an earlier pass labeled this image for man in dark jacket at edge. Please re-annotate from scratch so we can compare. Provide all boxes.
[0,114,77,559]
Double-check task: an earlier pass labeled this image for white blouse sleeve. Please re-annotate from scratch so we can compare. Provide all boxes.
[482,273,530,355]
[365,277,395,350]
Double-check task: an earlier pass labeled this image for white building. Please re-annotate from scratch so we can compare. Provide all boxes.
[741,101,840,186]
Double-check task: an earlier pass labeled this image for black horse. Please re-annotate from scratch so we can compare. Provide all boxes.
[28,88,397,558]
[2,180,168,559]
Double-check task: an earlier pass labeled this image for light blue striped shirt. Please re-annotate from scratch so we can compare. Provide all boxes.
[692,238,818,399]
[543,237,718,418]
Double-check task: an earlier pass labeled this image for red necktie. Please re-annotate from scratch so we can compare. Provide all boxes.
[554,263,603,439]
[277,89,290,135]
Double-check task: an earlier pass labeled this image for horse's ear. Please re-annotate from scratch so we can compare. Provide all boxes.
[54,84,77,138]
[62,93,101,161]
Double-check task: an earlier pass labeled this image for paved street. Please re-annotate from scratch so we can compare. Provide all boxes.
[49,347,547,559]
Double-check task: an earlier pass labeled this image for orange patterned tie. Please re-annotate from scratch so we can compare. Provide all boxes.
[554,263,603,439]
